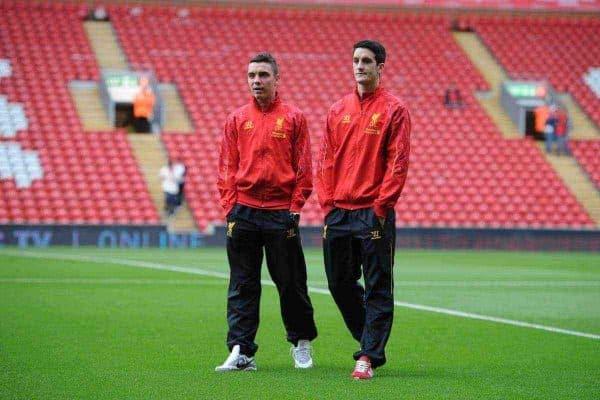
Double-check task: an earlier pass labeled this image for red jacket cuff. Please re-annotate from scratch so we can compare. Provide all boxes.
[224,203,235,216]
[322,205,333,217]
[373,204,387,219]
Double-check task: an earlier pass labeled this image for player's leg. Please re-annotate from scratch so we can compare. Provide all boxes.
[353,208,395,370]
[263,210,317,348]
[323,208,365,342]
[224,205,264,358]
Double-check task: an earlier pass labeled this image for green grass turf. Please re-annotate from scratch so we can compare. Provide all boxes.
[0,247,599,399]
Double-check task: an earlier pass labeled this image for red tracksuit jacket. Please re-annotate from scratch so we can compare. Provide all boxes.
[316,86,411,218]
[218,95,312,215]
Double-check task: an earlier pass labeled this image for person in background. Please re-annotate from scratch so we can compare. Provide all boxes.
[89,6,108,21]
[534,104,550,138]
[545,105,558,154]
[159,159,179,217]
[172,159,186,207]
[554,107,571,156]
[444,83,463,108]
[133,77,156,133]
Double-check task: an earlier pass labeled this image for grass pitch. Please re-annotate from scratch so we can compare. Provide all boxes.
[1,247,599,399]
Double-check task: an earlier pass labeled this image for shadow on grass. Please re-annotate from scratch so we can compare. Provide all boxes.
[212,362,458,381]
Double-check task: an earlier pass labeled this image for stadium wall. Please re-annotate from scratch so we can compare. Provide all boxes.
[0,224,204,248]
[2,225,598,251]
[208,226,600,252]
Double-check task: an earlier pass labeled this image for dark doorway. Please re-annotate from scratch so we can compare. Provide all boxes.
[524,109,543,140]
[115,102,133,128]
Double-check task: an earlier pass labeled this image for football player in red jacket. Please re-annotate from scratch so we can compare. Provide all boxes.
[316,40,411,380]
[216,53,317,372]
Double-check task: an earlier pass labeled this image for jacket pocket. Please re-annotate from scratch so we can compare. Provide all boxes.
[325,207,343,226]
[226,203,241,221]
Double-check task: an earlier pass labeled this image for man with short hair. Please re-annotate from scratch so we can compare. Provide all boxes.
[316,40,411,380]
[216,52,317,372]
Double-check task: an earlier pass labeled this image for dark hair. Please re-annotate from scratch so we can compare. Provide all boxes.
[249,52,279,76]
[352,40,386,65]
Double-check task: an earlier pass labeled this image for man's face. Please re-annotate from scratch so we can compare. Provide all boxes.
[247,62,278,102]
[353,48,383,87]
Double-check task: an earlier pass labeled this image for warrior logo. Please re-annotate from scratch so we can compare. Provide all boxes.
[227,222,236,237]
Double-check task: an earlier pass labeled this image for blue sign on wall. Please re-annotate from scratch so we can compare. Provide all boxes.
[0,225,204,249]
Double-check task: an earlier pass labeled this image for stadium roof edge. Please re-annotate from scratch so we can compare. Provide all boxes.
[35,0,600,16]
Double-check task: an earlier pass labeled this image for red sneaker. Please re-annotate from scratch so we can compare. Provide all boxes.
[351,356,374,380]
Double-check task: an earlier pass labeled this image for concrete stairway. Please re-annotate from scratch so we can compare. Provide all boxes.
[537,143,600,225]
[74,21,126,131]
[84,21,128,70]
[83,20,196,231]
[166,196,198,232]
[556,93,600,140]
[159,84,194,132]
[70,82,111,130]
[128,134,197,232]
[453,32,520,139]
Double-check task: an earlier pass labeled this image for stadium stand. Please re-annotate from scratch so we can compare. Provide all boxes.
[0,2,159,224]
[471,16,600,127]
[110,5,595,230]
[570,140,600,191]
[584,68,600,98]
[0,142,42,189]
[0,60,11,78]
[0,95,27,138]
[0,3,596,230]
[469,15,600,224]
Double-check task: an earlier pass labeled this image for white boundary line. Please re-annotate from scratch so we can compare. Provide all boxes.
[5,277,599,288]
[0,278,226,285]
[301,280,600,288]
[2,250,599,341]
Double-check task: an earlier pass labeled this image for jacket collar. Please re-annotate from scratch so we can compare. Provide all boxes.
[251,92,281,114]
[354,85,384,103]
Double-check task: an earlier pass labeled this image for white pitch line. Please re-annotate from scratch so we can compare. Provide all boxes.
[0,278,226,285]
[1,250,599,341]
[3,277,596,288]
[309,280,600,288]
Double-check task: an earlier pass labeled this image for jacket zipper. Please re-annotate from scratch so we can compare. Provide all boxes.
[260,110,267,207]
[349,98,367,205]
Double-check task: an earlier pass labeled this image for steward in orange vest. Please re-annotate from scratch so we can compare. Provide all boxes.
[133,78,156,133]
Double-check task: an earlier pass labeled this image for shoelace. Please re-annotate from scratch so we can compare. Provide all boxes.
[292,346,312,363]
[236,355,253,368]
[355,360,371,373]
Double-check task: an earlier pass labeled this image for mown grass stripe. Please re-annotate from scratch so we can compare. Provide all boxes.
[2,249,599,340]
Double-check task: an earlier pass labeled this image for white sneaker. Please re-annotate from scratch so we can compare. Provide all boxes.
[291,339,313,369]
[215,345,257,372]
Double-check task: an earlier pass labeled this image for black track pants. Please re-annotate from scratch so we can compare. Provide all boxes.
[225,204,317,357]
[323,207,395,369]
